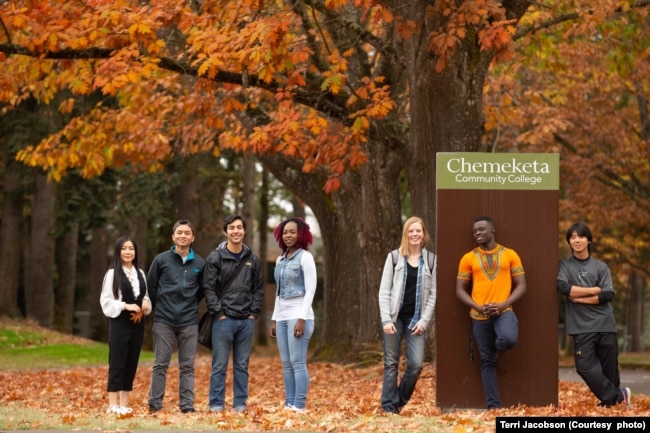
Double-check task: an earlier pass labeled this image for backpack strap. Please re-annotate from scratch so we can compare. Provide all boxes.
[391,249,399,268]
[426,250,436,275]
[394,249,436,276]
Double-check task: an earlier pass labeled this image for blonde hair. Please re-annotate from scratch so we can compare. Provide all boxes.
[398,216,430,256]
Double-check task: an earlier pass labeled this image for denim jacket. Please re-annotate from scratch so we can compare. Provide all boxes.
[274,249,306,299]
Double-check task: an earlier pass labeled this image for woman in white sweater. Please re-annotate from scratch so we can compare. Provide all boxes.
[100,236,151,415]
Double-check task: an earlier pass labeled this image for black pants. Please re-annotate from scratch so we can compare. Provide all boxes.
[573,332,621,406]
[107,313,145,392]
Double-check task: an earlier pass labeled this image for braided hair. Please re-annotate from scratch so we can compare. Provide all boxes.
[273,217,314,252]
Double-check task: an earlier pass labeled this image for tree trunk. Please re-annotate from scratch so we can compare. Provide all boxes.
[350,142,403,355]
[172,154,226,257]
[291,197,306,220]
[88,226,109,341]
[316,189,363,358]
[401,12,490,244]
[260,156,357,357]
[627,270,644,352]
[24,173,57,327]
[256,168,270,346]
[260,147,402,361]
[0,161,24,317]
[54,222,78,333]
[242,155,256,246]
[396,1,532,242]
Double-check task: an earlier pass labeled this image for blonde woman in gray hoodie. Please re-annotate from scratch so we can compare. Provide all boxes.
[378,216,437,414]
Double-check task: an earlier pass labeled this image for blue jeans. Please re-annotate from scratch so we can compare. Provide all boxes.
[472,310,518,409]
[275,319,314,409]
[148,321,198,412]
[381,317,425,413]
[209,317,254,409]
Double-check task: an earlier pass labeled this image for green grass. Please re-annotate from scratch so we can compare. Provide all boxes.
[0,341,155,370]
[0,326,46,348]
[0,342,104,369]
[0,319,153,370]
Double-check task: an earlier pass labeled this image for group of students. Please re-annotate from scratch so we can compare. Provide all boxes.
[100,215,317,415]
[379,216,632,413]
[100,213,632,415]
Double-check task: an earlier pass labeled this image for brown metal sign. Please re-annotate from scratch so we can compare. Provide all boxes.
[435,153,559,409]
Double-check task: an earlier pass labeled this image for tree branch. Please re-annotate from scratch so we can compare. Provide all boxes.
[302,0,404,66]
[0,17,12,46]
[0,42,352,123]
[514,0,650,40]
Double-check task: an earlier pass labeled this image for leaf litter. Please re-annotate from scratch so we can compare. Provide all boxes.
[0,352,648,431]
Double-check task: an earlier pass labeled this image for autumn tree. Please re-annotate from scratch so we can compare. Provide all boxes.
[484,1,650,347]
[2,0,649,356]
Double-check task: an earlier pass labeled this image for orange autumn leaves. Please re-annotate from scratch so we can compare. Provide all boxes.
[130,310,144,324]
[1,354,649,432]
[0,1,395,191]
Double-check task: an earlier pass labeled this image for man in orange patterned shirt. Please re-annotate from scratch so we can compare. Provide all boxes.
[456,216,527,409]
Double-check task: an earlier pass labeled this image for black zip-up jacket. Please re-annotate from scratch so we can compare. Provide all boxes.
[203,243,264,319]
[147,247,205,327]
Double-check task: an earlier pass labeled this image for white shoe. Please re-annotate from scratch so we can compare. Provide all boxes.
[289,406,307,413]
[107,405,122,414]
[120,406,132,414]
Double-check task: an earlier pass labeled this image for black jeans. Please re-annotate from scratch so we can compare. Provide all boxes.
[573,332,621,406]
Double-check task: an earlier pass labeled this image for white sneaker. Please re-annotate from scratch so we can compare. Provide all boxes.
[120,406,132,414]
[107,405,122,414]
[289,406,307,413]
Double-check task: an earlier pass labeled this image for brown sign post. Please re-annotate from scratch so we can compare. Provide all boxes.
[435,153,559,409]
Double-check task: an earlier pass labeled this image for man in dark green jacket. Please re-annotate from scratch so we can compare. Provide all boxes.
[147,219,205,414]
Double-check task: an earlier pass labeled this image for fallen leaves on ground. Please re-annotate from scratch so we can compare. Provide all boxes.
[1,353,648,432]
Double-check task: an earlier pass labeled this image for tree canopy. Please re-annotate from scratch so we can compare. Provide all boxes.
[1,0,649,353]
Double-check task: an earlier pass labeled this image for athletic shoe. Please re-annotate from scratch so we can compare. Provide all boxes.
[289,406,307,413]
[621,387,632,409]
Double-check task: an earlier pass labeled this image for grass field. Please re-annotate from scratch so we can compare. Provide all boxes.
[0,317,154,370]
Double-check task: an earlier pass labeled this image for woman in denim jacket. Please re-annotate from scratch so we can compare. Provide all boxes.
[269,217,317,412]
[378,216,437,414]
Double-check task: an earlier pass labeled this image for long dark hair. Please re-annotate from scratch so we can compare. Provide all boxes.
[273,217,313,252]
[110,236,139,299]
